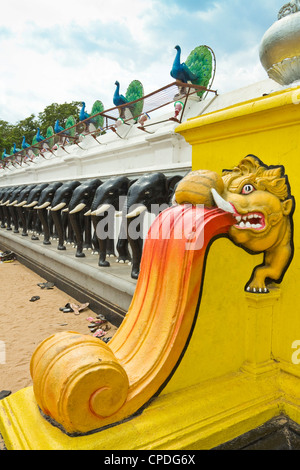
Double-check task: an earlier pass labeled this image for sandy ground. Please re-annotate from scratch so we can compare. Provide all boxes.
[0,258,118,396]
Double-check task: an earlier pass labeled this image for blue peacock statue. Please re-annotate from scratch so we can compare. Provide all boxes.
[35,128,45,142]
[54,120,64,134]
[113,80,144,120]
[171,45,198,83]
[21,136,30,149]
[79,102,90,122]
[170,44,215,98]
[78,101,105,135]
[12,143,21,154]
[1,149,10,160]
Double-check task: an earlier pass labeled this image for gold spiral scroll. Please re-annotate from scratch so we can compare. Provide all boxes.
[30,331,129,434]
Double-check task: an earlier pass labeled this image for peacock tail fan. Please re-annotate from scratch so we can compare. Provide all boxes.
[185,45,215,98]
[31,136,39,155]
[90,100,105,129]
[126,80,144,120]
[46,126,55,148]
[65,115,76,138]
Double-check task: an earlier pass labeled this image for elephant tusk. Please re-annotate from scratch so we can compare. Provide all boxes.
[23,201,38,208]
[62,208,69,212]
[91,204,111,216]
[2,200,10,206]
[51,202,66,212]
[84,210,92,216]
[35,202,51,210]
[126,205,147,218]
[15,201,27,207]
[211,188,234,214]
[69,203,86,215]
[115,211,123,217]
[7,200,18,206]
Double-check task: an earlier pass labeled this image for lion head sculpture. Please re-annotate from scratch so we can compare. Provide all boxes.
[174,155,295,293]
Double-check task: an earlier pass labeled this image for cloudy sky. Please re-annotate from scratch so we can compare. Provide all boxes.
[0,0,286,124]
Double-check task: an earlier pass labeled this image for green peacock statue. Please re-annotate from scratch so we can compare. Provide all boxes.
[90,100,105,129]
[125,80,144,120]
[113,80,144,120]
[46,126,55,149]
[77,100,105,134]
[171,45,216,98]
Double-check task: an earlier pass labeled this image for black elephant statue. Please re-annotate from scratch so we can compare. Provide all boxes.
[0,187,9,228]
[14,184,37,236]
[34,182,63,245]
[126,172,182,279]
[89,175,133,267]
[50,180,81,250]
[68,178,102,257]
[0,186,16,230]
[6,185,27,233]
[23,183,49,240]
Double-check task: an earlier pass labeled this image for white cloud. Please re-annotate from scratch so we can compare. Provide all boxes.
[0,0,286,124]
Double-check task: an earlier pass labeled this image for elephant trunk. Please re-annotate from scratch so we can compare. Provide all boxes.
[3,206,12,230]
[125,197,146,279]
[8,206,19,233]
[51,209,66,250]
[91,214,110,267]
[16,206,28,236]
[83,215,93,251]
[69,212,85,257]
[0,205,5,228]
[126,215,144,280]
[37,208,51,245]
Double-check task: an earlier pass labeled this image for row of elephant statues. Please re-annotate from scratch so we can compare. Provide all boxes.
[0,173,183,279]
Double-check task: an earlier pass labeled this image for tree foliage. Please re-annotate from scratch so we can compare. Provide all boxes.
[0,101,82,155]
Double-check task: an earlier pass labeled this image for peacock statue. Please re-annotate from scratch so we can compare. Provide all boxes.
[171,45,198,83]
[89,100,105,130]
[170,44,215,98]
[113,80,144,120]
[31,128,46,156]
[79,102,90,122]
[36,128,45,142]
[78,101,104,134]
[54,119,64,134]
[1,149,10,160]
[21,136,30,149]
[11,143,21,154]
[54,118,77,146]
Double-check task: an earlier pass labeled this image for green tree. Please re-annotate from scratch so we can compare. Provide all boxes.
[37,101,81,136]
[0,101,82,155]
[0,120,14,155]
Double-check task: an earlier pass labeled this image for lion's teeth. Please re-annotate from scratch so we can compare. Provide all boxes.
[239,221,245,228]
[245,221,251,228]
[236,216,241,222]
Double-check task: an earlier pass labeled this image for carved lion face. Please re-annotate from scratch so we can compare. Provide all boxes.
[221,156,293,253]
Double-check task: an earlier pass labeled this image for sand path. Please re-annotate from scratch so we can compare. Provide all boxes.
[0,259,117,395]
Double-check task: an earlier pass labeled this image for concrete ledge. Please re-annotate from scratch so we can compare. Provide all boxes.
[0,229,136,326]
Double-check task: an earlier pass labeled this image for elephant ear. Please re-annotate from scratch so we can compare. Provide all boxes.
[166,175,183,201]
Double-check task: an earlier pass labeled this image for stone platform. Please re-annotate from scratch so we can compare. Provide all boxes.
[0,228,136,327]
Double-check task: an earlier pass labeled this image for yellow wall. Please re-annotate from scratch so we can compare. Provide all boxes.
[3,85,300,450]
[164,85,300,392]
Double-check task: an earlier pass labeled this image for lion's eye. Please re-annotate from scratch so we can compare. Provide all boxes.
[241,184,255,194]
